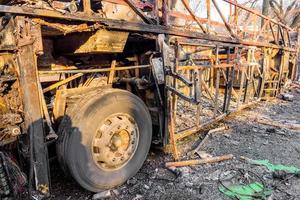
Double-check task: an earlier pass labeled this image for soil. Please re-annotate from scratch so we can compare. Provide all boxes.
[50,86,300,200]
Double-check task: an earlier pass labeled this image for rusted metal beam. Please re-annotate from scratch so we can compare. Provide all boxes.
[256,20,270,41]
[0,6,295,51]
[180,0,207,33]
[222,0,293,31]
[42,73,84,93]
[168,96,179,160]
[189,126,229,157]
[124,0,155,24]
[15,17,50,196]
[206,0,211,31]
[169,11,224,28]
[165,154,234,167]
[211,0,237,38]
[82,0,92,14]
[162,0,169,26]
[108,60,116,84]
[269,23,278,45]
[38,65,151,74]
[175,113,226,141]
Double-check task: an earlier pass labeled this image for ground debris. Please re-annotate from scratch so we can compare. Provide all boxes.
[188,125,229,158]
[280,93,294,101]
[92,190,111,200]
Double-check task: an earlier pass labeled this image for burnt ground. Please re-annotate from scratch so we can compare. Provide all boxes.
[50,86,300,200]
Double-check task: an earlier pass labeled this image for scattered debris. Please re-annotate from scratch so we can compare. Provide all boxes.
[254,117,300,132]
[92,190,112,200]
[166,166,182,178]
[280,93,294,101]
[290,82,300,93]
[219,182,272,200]
[0,152,27,199]
[132,194,143,200]
[196,151,213,159]
[272,170,289,180]
[219,169,272,200]
[165,154,234,168]
[188,125,229,157]
[127,177,138,185]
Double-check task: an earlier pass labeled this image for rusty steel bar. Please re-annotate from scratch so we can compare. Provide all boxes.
[165,154,234,167]
[181,0,207,33]
[188,125,229,156]
[108,60,117,84]
[42,73,84,93]
[206,0,211,32]
[162,0,169,26]
[214,47,220,116]
[168,93,179,160]
[0,6,296,51]
[169,11,224,28]
[82,0,92,14]
[222,0,293,31]
[124,0,155,24]
[256,20,270,41]
[16,17,50,195]
[211,0,237,38]
[175,113,227,141]
[269,23,278,45]
[38,65,151,74]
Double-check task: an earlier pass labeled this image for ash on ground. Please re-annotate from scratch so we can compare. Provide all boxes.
[50,87,300,200]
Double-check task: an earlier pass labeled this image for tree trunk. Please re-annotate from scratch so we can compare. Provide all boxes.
[262,0,270,16]
[262,0,270,27]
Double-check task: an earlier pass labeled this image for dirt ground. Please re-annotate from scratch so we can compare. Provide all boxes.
[50,86,300,200]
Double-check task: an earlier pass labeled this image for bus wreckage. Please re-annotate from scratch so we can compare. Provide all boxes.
[0,0,299,198]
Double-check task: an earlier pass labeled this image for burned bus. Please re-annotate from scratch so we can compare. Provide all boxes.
[0,0,298,198]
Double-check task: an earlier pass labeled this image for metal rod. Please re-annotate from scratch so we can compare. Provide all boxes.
[211,0,237,38]
[223,47,231,112]
[181,0,207,33]
[0,6,295,51]
[82,0,92,14]
[214,70,220,116]
[124,0,155,24]
[222,0,293,31]
[39,65,150,74]
[175,113,227,141]
[237,68,245,108]
[43,73,84,93]
[165,154,234,167]
[108,60,116,84]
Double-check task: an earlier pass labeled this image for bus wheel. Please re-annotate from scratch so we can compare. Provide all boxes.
[57,89,152,192]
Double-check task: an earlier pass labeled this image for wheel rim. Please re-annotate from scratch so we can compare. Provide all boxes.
[92,113,139,171]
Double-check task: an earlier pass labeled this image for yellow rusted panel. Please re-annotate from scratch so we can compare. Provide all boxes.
[75,30,129,54]
[0,96,7,114]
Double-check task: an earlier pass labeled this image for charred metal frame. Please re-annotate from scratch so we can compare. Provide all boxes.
[15,17,50,195]
[0,0,298,195]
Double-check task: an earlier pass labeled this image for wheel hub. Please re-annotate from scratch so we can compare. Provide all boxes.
[92,113,139,170]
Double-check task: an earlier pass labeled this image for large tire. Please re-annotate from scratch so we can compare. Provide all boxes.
[56,89,152,192]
